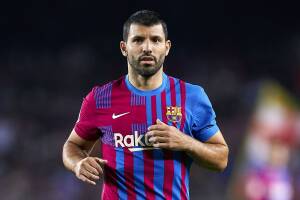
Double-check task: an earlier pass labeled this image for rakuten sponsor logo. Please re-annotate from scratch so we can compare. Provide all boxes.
[114,131,158,152]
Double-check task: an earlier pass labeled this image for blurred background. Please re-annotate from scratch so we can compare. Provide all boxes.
[1,1,300,199]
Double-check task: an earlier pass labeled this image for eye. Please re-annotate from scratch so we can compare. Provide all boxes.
[152,37,162,43]
[133,38,143,43]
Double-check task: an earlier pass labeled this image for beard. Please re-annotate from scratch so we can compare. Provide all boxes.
[128,54,165,78]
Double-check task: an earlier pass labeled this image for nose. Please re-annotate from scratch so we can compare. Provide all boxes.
[142,40,152,54]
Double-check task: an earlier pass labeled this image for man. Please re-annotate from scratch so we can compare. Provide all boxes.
[63,10,229,200]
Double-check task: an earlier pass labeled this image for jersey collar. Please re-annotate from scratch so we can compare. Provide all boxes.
[125,73,168,96]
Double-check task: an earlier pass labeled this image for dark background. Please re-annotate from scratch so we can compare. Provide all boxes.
[1,1,300,199]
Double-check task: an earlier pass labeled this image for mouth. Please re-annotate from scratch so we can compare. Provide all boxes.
[139,56,155,64]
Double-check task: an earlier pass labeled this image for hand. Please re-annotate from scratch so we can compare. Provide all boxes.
[74,157,107,185]
[146,119,190,151]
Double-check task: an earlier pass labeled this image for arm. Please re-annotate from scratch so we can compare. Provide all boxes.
[147,119,229,171]
[62,129,107,185]
[184,130,228,171]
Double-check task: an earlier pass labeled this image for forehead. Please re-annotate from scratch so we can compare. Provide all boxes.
[128,24,165,39]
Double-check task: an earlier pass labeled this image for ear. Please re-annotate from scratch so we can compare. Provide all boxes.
[120,41,127,57]
[165,40,171,56]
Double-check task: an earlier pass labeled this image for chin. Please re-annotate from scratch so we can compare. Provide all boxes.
[139,66,161,76]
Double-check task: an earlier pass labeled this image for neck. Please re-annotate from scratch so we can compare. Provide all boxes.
[128,67,164,91]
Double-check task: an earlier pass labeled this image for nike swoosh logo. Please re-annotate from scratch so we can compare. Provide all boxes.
[112,112,130,119]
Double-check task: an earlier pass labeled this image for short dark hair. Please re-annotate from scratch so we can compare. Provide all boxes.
[123,10,168,42]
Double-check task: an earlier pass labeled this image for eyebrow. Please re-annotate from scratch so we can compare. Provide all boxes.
[131,35,144,40]
[151,35,163,40]
[131,35,163,40]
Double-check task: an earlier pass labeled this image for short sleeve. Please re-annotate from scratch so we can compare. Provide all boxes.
[190,86,219,142]
[74,87,101,140]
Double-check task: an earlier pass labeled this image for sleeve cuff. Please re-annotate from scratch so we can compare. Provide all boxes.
[74,126,100,141]
[194,125,220,142]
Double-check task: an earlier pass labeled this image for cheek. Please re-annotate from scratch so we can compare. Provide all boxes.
[128,48,141,57]
[128,45,142,52]
[157,46,167,55]
[127,52,137,59]
[156,50,167,58]
[127,53,138,62]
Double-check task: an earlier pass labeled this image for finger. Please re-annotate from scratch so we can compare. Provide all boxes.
[149,136,168,143]
[148,124,166,131]
[78,174,96,185]
[146,130,166,137]
[88,158,104,175]
[81,168,100,181]
[156,118,166,125]
[95,157,108,166]
[84,162,100,176]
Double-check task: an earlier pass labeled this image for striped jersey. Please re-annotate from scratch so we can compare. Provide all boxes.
[74,73,219,200]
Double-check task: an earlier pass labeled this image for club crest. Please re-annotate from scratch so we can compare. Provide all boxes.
[166,106,182,123]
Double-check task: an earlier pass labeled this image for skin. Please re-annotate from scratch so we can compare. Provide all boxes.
[120,24,171,91]
[147,119,228,171]
[63,131,107,185]
[62,23,229,186]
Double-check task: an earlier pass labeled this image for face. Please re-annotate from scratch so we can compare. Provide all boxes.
[120,23,171,77]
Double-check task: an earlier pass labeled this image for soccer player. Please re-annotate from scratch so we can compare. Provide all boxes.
[62,10,229,200]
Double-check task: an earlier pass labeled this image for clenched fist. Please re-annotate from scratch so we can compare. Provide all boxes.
[74,157,107,185]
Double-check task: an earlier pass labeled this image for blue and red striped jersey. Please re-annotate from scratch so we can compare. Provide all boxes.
[74,73,219,200]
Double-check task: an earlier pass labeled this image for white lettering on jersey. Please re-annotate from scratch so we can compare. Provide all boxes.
[114,131,159,152]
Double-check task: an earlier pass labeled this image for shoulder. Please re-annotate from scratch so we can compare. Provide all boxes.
[93,77,123,92]
[180,80,213,109]
[185,82,205,96]
[86,76,125,108]
[166,75,207,101]
[89,76,125,98]
[180,80,207,102]
[167,76,204,93]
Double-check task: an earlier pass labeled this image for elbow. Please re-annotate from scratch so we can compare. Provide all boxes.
[215,146,229,172]
[62,142,69,167]
[62,141,75,168]
[216,158,228,172]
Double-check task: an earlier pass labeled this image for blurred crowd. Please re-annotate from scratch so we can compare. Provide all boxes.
[1,2,300,199]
